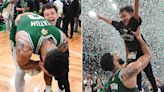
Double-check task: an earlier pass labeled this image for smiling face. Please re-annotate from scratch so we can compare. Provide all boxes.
[120,11,132,25]
[119,6,134,25]
[43,8,58,25]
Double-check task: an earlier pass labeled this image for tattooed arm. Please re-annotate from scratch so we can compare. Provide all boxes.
[16,31,39,70]
[121,28,152,79]
[15,12,34,26]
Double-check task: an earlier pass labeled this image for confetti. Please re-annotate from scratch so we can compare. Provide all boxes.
[82,0,164,82]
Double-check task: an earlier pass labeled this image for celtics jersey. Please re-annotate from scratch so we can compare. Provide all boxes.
[108,70,138,92]
[10,14,66,54]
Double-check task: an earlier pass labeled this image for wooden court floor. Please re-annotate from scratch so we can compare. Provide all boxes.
[0,30,82,92]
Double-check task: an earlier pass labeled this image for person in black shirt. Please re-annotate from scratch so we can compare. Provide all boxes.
[15,0,34,18]
[97,0,159,92]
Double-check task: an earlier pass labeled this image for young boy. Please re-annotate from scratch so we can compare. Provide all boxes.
[97,0,159,92]
[42,4,63,31]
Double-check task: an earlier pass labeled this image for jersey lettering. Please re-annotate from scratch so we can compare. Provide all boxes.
[27,15,44,20]
[31,21,51,27]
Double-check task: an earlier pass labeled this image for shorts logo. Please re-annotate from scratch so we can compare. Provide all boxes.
[121,34,134,41]
[41,28,48,36]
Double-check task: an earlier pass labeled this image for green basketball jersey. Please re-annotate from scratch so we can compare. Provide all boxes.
[108,69,138,92]
[10,14,65,54]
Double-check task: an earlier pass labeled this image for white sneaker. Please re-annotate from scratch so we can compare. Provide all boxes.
[158,88,161,92]
[57,89,65,92]
[139,88,145,92]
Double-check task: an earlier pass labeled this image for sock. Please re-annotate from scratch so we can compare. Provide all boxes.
[45,85,51,92]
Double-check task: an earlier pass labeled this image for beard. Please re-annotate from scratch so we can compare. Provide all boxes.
[118,58,124,65]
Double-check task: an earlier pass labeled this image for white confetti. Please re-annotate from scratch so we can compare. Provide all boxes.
[82,0,164,83]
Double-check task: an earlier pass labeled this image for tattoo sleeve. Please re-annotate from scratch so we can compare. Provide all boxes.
[16,40,24,54]
[121,62,141,79]
[124,67,138,78]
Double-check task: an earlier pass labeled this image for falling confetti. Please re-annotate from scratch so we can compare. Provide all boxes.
[82,0,164,83]
[88,10,97,18]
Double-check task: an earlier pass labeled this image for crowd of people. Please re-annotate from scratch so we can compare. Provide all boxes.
[83,73,164,92]
[0,0,81,38]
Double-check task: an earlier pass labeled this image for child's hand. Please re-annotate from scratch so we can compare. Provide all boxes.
[97,15,102,19]
[39,61,53,77]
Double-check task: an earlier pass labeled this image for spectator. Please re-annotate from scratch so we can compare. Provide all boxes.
[93,77,109,92]
[83,74,93,92]
[54,0,63,29]
[15,0,34,17]
[0,0,16,31]
[33,0,40,13]
[63,0,79,38]
[74,0,80,32]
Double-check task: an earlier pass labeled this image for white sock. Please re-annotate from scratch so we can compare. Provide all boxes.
[12,48,26,92]
[45,85,51,92]
[158,88,161,92]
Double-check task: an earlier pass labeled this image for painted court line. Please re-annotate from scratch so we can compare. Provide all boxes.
[69,50,82,57]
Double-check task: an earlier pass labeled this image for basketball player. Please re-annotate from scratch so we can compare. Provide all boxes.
[10,13,68,92]
[100,28,151,92]
[97,0,159,91]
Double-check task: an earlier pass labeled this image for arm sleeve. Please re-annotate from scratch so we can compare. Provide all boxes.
[111,21,120,29]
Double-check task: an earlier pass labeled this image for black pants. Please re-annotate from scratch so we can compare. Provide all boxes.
[55,71,70,92]
[55,51,70,92]
[39,49,70,92]
[130,50,158,92]
[63,16,74,38]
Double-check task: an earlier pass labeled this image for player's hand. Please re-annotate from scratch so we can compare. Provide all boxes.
[39,61,53,77]
[132,27,141,39]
